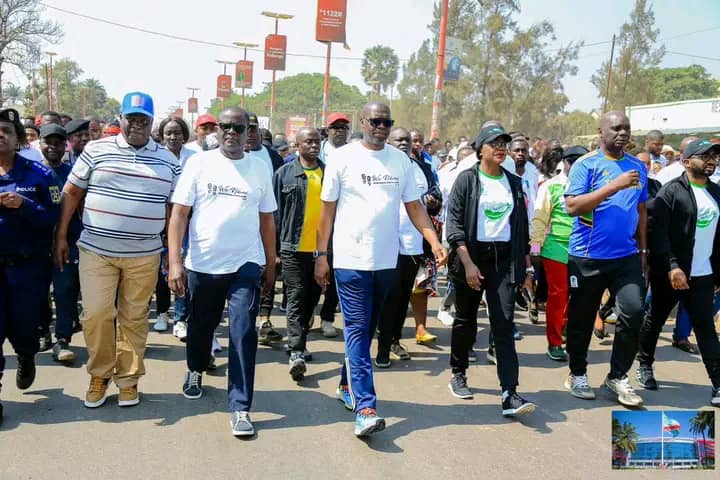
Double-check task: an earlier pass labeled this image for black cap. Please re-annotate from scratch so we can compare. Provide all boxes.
[274,140,289,150]
[0,108,21,124]
[562,145,589,163]
[437,149,449,158]
[683,139,720,159]
[65,119,90,136]
[248,113,259,126]
[40,124,67,139]
[470,125,512,151]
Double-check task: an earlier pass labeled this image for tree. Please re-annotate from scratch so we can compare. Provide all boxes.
[23,58,120,119]
[544,111,598,144]
[645,65,720,104]
[361,45,399,95]
[690,411,715,467]
[0,0,62,104]
[208,73,367,133]
[612,421,639,459]
[396,0,580,140]
[2,82,22,106]
[591,0,665,110]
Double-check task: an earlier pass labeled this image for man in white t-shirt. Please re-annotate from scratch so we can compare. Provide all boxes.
[638,139,720,407]
[314,103,447,438]
[167,107,277,437]
[185,114,218,153]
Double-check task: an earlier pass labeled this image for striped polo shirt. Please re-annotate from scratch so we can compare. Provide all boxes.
[69,134,180,257]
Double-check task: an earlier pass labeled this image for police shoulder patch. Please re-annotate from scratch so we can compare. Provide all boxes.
[49,185,61,204]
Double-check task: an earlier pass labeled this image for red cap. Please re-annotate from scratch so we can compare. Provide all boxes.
[195,114,217,129]
[327,112,350,127]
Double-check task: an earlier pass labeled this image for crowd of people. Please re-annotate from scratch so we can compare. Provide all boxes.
[1,90,719,439]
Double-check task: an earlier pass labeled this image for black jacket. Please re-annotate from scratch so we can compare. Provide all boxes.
[445,165,529,284]
[273,158,326,253]
[649,172,720,284]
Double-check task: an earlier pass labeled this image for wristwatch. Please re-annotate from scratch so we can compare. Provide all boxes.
[313,251,328,258]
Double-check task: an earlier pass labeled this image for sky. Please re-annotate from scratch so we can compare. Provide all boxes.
[612,410,714,439]
[6,0,719,123]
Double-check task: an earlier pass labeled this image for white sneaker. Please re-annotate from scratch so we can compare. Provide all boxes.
[437,309,454,326]
[212,335,223,353]
[322,320,337,338]
[173,321,188,341]
[153,313,169,332]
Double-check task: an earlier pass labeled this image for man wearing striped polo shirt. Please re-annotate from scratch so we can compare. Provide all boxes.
[53,92,180,408]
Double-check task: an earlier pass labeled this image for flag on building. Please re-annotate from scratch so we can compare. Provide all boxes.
[662,413,681,437]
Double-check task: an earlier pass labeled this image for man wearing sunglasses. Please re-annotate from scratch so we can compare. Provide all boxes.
[53,92,181,409]
[315,102,447,437]
[168,106,277,437]
[637,139,720,406]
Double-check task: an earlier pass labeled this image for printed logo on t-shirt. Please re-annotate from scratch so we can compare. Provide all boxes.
[697,207,718,229]
[361,173,399,187]
[484,201,512,221]
[207,182,248,199]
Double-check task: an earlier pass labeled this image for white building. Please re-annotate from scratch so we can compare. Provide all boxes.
[625,98,720,135]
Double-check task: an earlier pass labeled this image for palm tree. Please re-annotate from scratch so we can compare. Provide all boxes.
[2,82,23,106]
[613,421,639,467]
[361,45,399,96]
[690,411,715,467]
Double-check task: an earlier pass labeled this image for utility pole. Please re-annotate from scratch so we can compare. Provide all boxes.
[233,42,258,108]
[602,34,616,113]
[31,70,37,117]
[430,0,449,140]
[47,52,57,111]
[321,41,332,127]
[261,11,293,132]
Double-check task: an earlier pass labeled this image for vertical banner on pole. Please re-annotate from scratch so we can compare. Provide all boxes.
[216,74,232,98]
[235,60,254,88]
[316,0,347,43]
[264,35,287,71]
[187,97,198,113]
[174,108,184,118]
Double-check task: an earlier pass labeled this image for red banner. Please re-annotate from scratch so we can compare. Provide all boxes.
[264,34,287,71]
[285,115,310,138]
[187,97,198,113]
[216,74,232,98]
[235,60,254,89]
[316,0,347,43]
[174,108,184,118]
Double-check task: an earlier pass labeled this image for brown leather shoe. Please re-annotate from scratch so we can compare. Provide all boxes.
[672,339,699,355]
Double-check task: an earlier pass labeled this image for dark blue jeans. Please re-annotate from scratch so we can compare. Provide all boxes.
[186,263,261,412]
[1,258,49,373]
[335,268,396,412]
[52,247,80,342]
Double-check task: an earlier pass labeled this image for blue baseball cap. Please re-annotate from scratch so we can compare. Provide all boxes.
[121,91,154,117]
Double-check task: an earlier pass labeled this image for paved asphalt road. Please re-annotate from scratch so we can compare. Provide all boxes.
[0,294,716,480]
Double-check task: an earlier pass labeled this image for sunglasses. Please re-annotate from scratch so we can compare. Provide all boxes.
[125,115,151,127]
[364,118,394,129]
[329,124,349,131]
[218,122,247,135]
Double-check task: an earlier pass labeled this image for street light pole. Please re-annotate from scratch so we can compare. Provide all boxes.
[215,60,235,110]
[261,11,293,132]
[187,86,199,127]
[233,42,259,109]
[47,52,57,111]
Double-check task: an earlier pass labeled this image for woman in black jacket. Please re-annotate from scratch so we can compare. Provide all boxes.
[445,125,535,417]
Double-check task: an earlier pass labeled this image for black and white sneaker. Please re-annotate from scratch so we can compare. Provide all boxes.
[635,365,658,390]
[449,372,473,399]
[502,390,536,417]
[182,371,203,399]
[711,387,720,407]
[230,411,255,437]
[289,352,307,381]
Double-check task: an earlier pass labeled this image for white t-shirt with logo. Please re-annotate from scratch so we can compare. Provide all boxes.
[171,149,277,274]
[476,171,514,242]
[398,162,428,255]
[321,142,421,270]
[690,183,719,277]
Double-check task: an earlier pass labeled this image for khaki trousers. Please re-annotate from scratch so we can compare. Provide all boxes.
[79,248,160,387]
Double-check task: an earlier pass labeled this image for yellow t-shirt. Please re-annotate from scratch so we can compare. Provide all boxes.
[297,166,323,252]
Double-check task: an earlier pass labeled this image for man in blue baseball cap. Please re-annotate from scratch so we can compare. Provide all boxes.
[54,91,181,409]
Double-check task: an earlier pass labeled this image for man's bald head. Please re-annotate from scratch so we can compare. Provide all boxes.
[680,136,700,154]
[599,111,629,130]
[295,127,318,143]
[362,102,390,117]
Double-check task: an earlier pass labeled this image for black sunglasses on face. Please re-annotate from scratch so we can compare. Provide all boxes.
[329,124,349,131]
[364,118,394,129]
[218,122,247,135]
